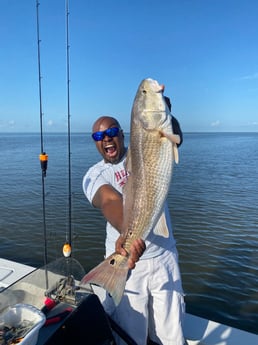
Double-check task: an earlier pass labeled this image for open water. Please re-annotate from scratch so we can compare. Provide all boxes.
[0,132,258,334]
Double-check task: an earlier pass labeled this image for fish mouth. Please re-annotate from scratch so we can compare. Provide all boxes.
[146,78,164,93]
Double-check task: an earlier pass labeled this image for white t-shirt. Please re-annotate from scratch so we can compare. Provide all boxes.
[82,155,176,259]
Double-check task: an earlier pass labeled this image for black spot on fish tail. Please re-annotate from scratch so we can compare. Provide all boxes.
[109,258,115,265]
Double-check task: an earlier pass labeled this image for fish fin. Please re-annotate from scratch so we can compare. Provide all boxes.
[80,253,128,306]
[153,212,169,238]
[173,144,179,164]
[160,131,179,163]
[161,131,181,145]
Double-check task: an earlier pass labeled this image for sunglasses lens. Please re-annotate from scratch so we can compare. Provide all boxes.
[106,127,119,137]
[92,127,120,141]
[92,132,104,141]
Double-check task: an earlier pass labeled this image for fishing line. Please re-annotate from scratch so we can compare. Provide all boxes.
[36,0,49,290]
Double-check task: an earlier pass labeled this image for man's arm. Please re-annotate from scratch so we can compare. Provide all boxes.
[92,184,124,232]
[92,184,146,269]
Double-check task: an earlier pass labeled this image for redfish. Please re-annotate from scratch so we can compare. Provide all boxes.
[80,78,180,305]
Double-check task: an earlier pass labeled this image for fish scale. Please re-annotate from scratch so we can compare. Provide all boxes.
[123,133,173,251]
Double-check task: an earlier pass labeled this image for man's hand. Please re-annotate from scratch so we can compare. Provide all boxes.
[115,235,146,269]
[129,238,146,269]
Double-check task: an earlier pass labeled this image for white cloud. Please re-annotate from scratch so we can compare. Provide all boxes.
[0,120,15,130]
[211,120,220,127]
[8,120,15,127]
[240,72,258,80]
[47,120,53,126]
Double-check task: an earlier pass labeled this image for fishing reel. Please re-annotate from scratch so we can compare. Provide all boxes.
[45,275,85,306]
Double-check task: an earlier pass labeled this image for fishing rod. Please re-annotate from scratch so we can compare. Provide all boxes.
[63,0,72,258]
[36,0,49,290]
[36,0,72,266]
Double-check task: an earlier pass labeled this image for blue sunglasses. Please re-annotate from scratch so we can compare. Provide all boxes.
[92,127,120,141]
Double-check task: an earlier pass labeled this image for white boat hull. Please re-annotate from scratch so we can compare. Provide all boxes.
[184,313,258,345]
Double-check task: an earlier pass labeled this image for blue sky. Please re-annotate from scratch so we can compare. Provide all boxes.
[1,0,258,133]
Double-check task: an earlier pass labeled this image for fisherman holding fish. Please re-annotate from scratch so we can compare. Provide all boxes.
[82,79,185,345]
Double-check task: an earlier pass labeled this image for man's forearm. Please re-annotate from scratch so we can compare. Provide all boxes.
[101,198,123,234]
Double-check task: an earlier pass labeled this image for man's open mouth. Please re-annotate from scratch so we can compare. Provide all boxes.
[104,144,117,155]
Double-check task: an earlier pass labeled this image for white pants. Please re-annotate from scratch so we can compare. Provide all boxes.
[101,249,185,345]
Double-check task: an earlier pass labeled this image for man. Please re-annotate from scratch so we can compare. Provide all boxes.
[83,100,185,345]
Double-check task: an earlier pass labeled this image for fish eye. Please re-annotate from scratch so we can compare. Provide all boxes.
[142,89,147,94]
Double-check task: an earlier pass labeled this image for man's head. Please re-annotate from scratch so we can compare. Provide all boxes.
[91,116,126,164]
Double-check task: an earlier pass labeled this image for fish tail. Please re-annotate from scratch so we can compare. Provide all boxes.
[80,253,129,306]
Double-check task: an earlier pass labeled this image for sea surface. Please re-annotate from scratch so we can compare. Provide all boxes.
[0,132,258,334]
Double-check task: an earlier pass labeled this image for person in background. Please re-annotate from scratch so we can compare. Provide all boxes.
[82,96,185,345]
